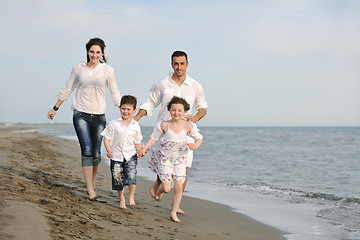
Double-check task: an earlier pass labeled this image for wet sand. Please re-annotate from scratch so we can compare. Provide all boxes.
[0,124,286,239]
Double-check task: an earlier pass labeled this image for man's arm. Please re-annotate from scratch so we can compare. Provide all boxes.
[185,108,207,123]
[134,81,163,122]
[133,109,147,121]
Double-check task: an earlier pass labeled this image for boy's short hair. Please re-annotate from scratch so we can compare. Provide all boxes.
[120,95,137,109]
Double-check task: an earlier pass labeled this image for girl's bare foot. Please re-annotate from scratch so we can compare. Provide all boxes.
[171,203,185,214]
[155,192,163,202]
[150,188,156,199]
[170,212,181,223]
[150,182,159,199]
[177,207,185,215]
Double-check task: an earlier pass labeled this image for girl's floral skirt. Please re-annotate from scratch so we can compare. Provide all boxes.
[148,149,187,183]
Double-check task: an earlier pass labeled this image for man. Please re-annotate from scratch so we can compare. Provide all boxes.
[134,50,208,213]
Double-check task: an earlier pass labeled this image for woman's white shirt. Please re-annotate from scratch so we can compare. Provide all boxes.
[57,63,121,114]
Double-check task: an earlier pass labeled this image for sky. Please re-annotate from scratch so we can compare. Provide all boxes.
[1,0,360,127]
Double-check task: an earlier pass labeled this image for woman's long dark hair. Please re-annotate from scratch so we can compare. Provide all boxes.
[86,38,107,63]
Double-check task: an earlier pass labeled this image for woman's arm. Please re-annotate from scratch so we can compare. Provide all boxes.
[47,99,64,120]
[106,67,121,107]
[48,65,79,120]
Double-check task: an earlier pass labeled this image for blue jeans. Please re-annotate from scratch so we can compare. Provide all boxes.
[73,109,106,167]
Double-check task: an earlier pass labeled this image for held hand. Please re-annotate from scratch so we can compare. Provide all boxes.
[48,109,56,120]
[185,115,197,123]
[137,149,148,158]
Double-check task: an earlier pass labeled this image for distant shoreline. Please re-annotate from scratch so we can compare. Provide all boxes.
[2,122,359,128]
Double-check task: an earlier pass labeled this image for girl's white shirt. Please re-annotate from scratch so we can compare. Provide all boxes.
[57,63,121,114]
[150,121,203,141]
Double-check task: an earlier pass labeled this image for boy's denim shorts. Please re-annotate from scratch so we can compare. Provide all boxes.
[110,154,138,191]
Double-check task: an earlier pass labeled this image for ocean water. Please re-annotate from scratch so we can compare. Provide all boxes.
[34,125,360,240]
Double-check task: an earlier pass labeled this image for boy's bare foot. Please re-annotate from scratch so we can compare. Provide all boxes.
[129,200,136,208]
[120,202,127,210]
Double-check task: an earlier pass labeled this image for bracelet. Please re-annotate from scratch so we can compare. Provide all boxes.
[53,106,59,111]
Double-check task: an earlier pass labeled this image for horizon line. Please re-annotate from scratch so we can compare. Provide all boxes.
[2,122,360,128]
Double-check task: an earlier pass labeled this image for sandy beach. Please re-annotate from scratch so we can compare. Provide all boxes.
[0,124,286,240]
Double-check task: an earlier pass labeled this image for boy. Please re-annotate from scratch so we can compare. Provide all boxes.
[101,95,143,210]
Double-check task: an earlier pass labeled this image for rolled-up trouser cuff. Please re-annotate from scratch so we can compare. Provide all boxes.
[82,156,101,167]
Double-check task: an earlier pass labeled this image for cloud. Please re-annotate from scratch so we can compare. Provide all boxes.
[1,0,360,126]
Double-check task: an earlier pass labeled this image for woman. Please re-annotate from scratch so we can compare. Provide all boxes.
[47,38,121,200]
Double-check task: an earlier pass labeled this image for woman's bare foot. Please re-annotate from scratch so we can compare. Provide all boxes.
[88,190,97,201]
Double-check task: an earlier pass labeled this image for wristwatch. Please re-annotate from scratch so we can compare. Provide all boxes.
[53,106,59,111]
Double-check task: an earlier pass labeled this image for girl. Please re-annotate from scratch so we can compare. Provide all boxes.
[47,38,121,200]
[138,96,203,223]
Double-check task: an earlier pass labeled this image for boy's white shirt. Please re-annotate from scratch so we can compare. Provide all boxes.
[101,118,142,161]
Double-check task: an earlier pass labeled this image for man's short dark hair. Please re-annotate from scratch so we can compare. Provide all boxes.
[171,51,188,63]
[120,95,137,109]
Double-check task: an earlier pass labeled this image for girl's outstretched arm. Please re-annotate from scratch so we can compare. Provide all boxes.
[138,121,166,158]
[137,138,157,158]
